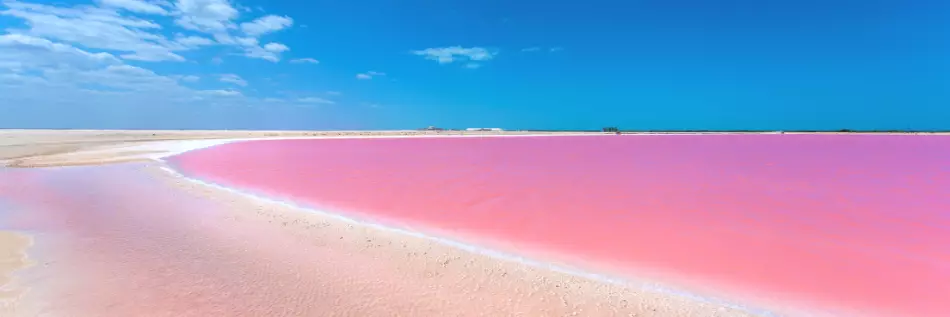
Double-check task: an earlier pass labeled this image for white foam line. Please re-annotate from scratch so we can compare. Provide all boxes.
[147,133,739,161]
[148,134,601,161]
[156,164,781,317]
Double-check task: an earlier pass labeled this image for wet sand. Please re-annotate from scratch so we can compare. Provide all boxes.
[0,129,765,317]
[0,231,31,316]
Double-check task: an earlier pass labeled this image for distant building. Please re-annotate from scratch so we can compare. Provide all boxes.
[421,126,445,131]
[466,128,503,131]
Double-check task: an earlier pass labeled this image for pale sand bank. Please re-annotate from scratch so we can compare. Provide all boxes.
[0,231,32,316]
[0,129,602,167]
[147,164,766,316]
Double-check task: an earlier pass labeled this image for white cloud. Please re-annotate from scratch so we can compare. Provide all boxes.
[174,34,214,48]
[119,51,185,61]
[1,1,187,62]
[3,0,296,63]
[97,0,168,15]
[234,36,257,46]
[227,39,288,62]
[0,33,121,70]
[210,56,223,64]
[168,1,294,62]
[177,74,199,82]
[521,46,562,53]
[241,44,279,62]
[411,46,496,64]
[0,0,319,120]
[200,89,241,96]
[224,37,288,62]
[240,15,292,37]
[218,73,246,86]
[38,63,183,92]
[0,72,46,85]
[0,34,278,113]
[3,1,161,29]
[325,90,340,95]
[211,32,235,44]
[289,57,318,64]
[297,97,333,104]
[356,71,384,80]
[172,0,239,33]
[263,42,288,52]
[464,63,481,69]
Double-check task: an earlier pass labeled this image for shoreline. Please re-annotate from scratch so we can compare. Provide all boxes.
[0,230,34,316]
[4,128,949,133]
[146,161,773,316]
[155,162,785,316]
[2,132,602,168]
[5,130,948,168]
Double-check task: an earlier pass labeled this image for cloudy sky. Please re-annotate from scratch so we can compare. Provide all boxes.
[0,0,948,130]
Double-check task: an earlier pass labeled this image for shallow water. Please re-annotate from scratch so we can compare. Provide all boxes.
[168,134,950,316]
[0,165,345,316]
[0,163,755,317]
[0,165,509,316]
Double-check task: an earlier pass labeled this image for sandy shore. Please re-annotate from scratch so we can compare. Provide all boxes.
[0,129,603,168]
[146,164,763,316]
[0,129,787,316]
[0,231,31,316]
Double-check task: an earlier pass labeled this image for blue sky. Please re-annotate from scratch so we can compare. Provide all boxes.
[0,0,948,130]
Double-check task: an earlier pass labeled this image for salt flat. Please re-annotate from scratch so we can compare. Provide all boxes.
[0,129,599,167]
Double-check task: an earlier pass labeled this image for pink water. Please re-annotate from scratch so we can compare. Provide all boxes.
[169,135,950,316]
[5,164,616,316]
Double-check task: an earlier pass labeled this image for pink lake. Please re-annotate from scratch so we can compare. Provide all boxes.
[169,134,950,316]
